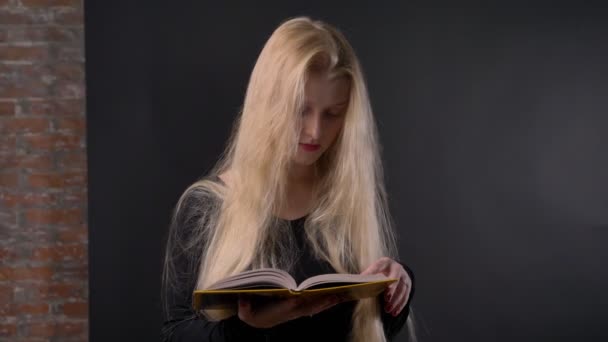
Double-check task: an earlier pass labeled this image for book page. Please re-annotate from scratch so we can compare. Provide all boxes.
[296,273,390,291]
[206,268,297,290]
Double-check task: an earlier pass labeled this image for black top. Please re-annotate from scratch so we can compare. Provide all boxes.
[161,184,415,341]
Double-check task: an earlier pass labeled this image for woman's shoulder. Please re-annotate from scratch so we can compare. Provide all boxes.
[174,177,225,221]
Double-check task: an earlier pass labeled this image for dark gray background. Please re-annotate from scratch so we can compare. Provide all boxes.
[85,2,608,341]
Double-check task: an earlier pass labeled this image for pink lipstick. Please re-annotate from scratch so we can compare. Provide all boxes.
[299,143,320,152]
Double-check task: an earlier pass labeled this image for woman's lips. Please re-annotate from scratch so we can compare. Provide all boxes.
[299,143,320,152]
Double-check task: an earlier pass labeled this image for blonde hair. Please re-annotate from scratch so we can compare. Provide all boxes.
[163,16,416,341]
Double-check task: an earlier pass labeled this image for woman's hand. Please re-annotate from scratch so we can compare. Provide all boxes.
[361,257,412,317]
[237,294,340,329]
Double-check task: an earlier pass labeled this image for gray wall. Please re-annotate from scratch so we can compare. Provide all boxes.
[86,2,608,341]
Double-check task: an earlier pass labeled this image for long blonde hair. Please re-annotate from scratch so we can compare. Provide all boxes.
[163,16,416,341]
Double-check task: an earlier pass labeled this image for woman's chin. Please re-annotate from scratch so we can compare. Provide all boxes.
[292,157,319,167]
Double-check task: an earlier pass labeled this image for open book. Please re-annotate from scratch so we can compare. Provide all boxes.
[193,268,397,319]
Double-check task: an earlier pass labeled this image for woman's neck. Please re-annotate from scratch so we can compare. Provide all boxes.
[278,164,316,220]
[287,163,315,186]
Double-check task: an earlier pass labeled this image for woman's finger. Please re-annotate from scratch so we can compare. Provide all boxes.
[361,257,391,275]
[307,295,340,316]
[384,277,404,312]
[270,297,304,320]
[237,297,254,322]
[383,263,404,299]
[360,260,382,275]
[391,282,411,316]
[384,281,397,301]
[240,296,302,327]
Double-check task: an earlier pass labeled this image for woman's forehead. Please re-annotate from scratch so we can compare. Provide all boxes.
[304,73,350,107]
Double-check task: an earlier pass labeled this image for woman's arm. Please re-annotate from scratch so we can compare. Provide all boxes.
[161,188,267,342]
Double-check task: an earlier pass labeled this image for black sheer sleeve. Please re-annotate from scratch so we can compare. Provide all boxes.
[380,261,416,341]
[161,188,268,342]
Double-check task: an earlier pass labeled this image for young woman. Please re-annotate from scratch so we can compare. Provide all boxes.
[162,16,417,341]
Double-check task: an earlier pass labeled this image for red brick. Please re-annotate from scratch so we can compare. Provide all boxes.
[62,301,87,317]
[0,12,25,25]
[0,266,54,281]
[53,7,84,25]
[0,154,15,170]
[0,101,14,116]
[0,303,15,316]
[0,210,16,227]
[21,0,81,7]
[0,323,17,337]
[0,172,18,187]
[0,247,17,261]
[26,171,86,188]
[0,10,55,25]
[31,244,86,262]
[0,290,12,321]
[55,321,85,336]
[56,117,85,134]
[0,192,18,207]
[53,63,84,81]
[0,284,13,303]
[37,282,81,300]
[57,227,87,243]
[17,303,49,315]
[61,190,86,206]
[0,0,86,335]
[7,63,83,85]
[54,80,84,97]
[28,99,83,116]
[0,117,49,134]
[20,153,54,169]
[23,133,81,150]
[26,173,65,188]
[0,191,58,208]
[0,45,49,61]
[55,264,87,280]
[24,208,83,225]
[0,153,53,170]
[13,63,52,83]
[0,81,50,98]
[0,135,16,154]
[56,151,86,170]
[53,45,83,61]
[6,26,78,43]
[28,322,54,337]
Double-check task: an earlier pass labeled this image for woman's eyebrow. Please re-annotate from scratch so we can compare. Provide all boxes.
[333,101,348,106]
[303,101,348,108]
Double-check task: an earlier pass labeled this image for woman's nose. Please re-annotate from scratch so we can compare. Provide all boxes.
[303,111,322,140]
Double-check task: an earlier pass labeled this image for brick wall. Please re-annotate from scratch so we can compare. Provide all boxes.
[0,0,87,341]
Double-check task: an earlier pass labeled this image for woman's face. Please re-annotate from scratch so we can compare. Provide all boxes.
[294,72,350,166]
